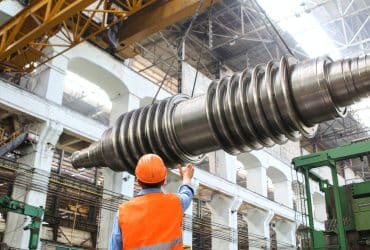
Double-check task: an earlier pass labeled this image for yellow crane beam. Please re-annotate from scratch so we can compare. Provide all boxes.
[0,0,156,73]
[0,0,94,61]
[0,0,214,75]
[117,0,214,48]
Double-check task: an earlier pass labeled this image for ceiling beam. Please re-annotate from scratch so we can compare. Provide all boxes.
[0,111,11,120]
[118,0,215,47]
[59,138,82,147]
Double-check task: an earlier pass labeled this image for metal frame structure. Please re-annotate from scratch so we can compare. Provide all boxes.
[132,0,370,94]
[0,196,44,250]
[0,0,157,74]
[304,112,369,148]
[293,139,370,249]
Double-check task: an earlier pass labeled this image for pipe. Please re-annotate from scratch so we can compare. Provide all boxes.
[71,55,370,173]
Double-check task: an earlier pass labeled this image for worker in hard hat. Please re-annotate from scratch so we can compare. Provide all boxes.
[109,153,195,250]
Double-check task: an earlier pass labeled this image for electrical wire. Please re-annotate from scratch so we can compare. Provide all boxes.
[152,0,206,103]
[0,158,295,248]
[190,0,214,97]
[151,58,177,104]
[252,0,297,58]
[190,35,206,98]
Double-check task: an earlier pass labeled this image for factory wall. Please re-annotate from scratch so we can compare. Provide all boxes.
[0,39,356,249]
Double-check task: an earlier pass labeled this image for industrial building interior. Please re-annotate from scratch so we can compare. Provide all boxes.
[0,0,370,249]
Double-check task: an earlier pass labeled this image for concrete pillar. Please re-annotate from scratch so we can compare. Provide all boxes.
[3,121,63,249]
[229,198,242,250]
[209,151,227,180]
[274,180,293,207]
[313,192,327,223]
[164,171,195,247]
[25,46,67,104]
[184,179,200,248]
[245,208,274,250]
[163,171,185,243]
[98,92,140,248]
[247,166,268,196]
[207,194,241,250]
[209,151,238,182]
[275,220,296,248]
[225,154,238,183]
[344,167,363,183]
[208,194,230,249]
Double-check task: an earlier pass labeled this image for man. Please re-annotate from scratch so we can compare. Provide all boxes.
[109,153,195,250]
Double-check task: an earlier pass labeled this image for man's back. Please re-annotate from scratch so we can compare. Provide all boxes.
[119,192,183,249]
[109,155,195,250]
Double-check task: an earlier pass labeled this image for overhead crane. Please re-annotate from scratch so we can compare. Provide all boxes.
[0,0,156,73]
[0,0,213,74]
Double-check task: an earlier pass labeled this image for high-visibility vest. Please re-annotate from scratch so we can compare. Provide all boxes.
[118,192,183,250]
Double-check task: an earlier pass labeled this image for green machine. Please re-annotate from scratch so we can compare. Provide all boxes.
[293,140,370,249]
[0,196,44,250]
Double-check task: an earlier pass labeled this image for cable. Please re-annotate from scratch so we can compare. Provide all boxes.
[191,0,214,97]
[0,158,297,248]
[151,58,177,104]
[252,0,297,58]
[191,35,206,98]
[152,0,206,102]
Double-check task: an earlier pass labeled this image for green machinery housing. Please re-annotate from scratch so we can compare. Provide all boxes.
[293,139,370,249]
[0,196,44,250]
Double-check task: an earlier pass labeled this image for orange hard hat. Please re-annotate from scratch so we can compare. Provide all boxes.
[135,154,167,184]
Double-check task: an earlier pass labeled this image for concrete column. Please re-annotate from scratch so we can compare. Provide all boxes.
[209,151,238,182]
[163,171,184,243]
[207,194,241,250]
[183,179,200,248]
[247,166,268,196]
[209,151,227,180]
[225,154,238,183]
[98,92,140,248]
[245,208,274,250]
[3,121,63,249]
[274,180,293,207]
[344,167,363,183]
[25,46,67,104]
[164,171,195,247]
[313,192,327,223]
[208,194,230,250]
[229,198,242,250]
[275,220,296,248]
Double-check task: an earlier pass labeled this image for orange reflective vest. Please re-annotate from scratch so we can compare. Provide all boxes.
[118,192,183,250]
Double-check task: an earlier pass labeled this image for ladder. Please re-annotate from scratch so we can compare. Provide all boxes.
[295,170,310,249]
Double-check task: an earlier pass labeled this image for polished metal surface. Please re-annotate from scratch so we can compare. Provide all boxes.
[72,55,370,173]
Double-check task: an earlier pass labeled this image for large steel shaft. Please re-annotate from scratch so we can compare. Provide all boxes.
[72,55,370,173]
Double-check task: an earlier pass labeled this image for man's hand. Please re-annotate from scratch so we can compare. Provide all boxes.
[177,163,194,185]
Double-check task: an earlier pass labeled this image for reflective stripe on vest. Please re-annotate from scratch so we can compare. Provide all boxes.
[133,236,182,250]
[118,192,183,249]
